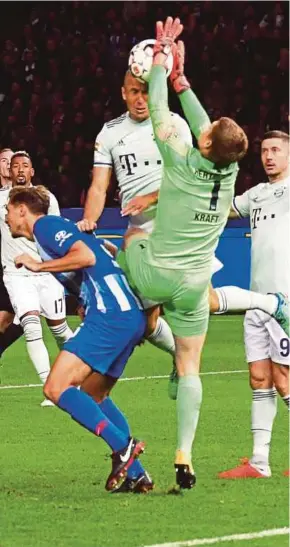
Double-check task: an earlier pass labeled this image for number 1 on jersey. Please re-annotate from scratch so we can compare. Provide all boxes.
[209,181,221,211]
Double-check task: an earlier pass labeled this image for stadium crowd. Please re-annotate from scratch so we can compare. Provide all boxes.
[0,1,288,207]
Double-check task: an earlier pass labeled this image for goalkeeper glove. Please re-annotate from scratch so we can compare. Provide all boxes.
[170,41,190,94]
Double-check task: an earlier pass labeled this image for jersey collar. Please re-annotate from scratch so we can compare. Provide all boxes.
[126,111,151,126]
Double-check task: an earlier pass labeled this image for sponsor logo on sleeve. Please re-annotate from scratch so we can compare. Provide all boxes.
[55,230,73,247]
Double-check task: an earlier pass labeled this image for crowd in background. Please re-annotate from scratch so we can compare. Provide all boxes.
[0,1,288,207]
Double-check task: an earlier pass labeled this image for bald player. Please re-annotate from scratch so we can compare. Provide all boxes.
[78,69,193,369]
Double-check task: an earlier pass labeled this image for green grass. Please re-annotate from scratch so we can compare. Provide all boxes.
[0,316,288,547]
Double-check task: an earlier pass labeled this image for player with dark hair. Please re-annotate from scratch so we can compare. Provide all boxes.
[219,130,289,479]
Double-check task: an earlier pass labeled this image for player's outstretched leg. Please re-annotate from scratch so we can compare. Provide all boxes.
[212,287,290,337]
[212,286,279,315]
[174,333,206,489]
[81,373,154,493]
[45,350,146,491]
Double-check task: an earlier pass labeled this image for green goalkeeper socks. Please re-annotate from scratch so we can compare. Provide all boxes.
[176,374,203,456]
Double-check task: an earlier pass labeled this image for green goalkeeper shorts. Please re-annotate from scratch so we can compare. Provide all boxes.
[125,234,210,337]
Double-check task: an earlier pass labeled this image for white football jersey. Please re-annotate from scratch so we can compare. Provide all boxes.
[0,187,60,276]
[94,111,192,229]
[233,177,290,294]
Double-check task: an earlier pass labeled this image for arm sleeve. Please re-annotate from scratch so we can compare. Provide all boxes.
[93,125,113,167]
[232,191,251,218]
[34,216,82,257]
[173,115,192,146]
[48,192,60,216]
[178,89,211,139]
[148,65,190,164]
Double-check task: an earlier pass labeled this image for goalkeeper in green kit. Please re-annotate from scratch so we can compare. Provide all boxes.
[122,17,248,489]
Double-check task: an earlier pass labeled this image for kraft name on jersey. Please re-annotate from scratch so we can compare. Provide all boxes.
[194,212,219,223]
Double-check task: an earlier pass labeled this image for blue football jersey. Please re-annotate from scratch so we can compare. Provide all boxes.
[33,215,143,316]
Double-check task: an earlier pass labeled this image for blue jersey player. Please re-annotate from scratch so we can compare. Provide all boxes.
[6,185,151,493]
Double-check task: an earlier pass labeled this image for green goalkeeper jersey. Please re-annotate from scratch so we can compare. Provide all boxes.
[145,65,239,270]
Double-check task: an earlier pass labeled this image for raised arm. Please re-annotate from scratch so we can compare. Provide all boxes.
[148,18,189,161]
[178,90,211,139]
[170,40,210,139]
[148,64,173,145]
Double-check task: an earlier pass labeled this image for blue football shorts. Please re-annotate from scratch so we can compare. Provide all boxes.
[64,308,146,378]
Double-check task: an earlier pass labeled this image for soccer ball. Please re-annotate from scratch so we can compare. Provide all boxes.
[128,39,173,83]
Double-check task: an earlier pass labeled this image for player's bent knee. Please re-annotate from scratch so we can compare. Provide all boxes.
[43,379,62,404]
[20,313,42,342]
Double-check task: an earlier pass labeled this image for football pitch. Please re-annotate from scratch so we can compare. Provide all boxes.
[0,316,288,547]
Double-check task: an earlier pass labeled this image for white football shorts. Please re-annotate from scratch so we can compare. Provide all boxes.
[4,273,66,321]
[244,310,290,366]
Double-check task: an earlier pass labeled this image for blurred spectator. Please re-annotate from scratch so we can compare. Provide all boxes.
[62,140,73,155]
[2,40,19,64]
[123,2,147,24]
[22,50,38,84]
[21,39,38,62]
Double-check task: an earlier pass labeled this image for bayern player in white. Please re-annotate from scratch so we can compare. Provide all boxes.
[0,151,73,406]
[0,148,13,189]
[78,71,289,392]
[219,130,290,479]
[78,70,192,365]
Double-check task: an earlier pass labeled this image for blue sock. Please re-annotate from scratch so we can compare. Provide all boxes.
[99,397,145,479]
[99,397,130,436]
[58,387,128,452]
